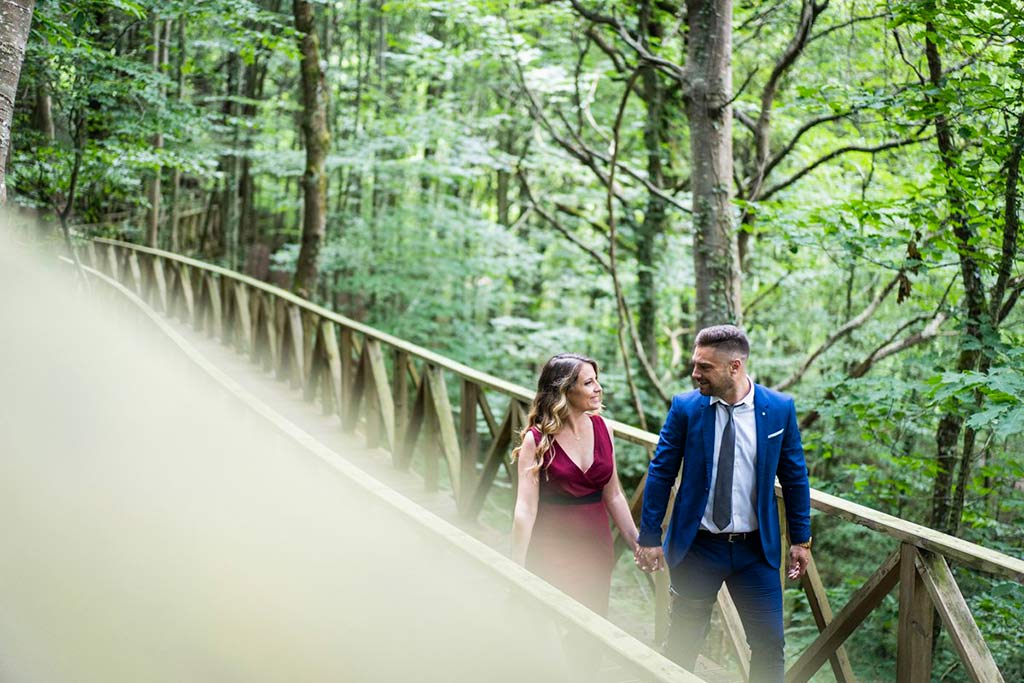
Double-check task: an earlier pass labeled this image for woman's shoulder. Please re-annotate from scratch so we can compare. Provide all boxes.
[589,413,611,434]
[524,425,542,445]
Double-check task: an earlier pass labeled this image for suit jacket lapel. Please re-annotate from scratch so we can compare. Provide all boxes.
[702,396,716,485]
[754,384,769,484]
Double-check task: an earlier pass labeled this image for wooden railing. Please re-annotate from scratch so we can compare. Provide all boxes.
[80,237,1023,683]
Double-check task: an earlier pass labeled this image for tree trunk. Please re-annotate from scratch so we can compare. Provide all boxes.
[32,78,54,141]
[292,0,330,298]
[145,13,164,247]
[218,49,242,264]
[169,16,185,252]
[0,0,36,204]
[635,0,675,369]
[924,21,988,535]
[686,0,740,330]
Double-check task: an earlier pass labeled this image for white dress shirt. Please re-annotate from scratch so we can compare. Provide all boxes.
[701,377,758,533]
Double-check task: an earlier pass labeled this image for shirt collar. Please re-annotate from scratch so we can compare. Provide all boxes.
[710,376,754,409]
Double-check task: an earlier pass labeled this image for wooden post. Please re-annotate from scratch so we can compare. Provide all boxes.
[897,543,934,683]
[915,550,1004,683]
[339,328,355,429]
[365,339,396,451]
[801,555,856,683]
[151,257,168,313]
[391,349,409,466]
[459,380,480,515]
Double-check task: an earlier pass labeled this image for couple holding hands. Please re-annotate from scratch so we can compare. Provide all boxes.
[510,325,812,683]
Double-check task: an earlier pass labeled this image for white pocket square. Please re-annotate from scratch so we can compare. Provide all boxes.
[767,428,785,439]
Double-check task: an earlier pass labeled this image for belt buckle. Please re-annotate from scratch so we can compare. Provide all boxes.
[726,532,744,543]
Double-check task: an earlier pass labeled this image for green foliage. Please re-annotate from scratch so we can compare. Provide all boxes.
[12,0,1024,676]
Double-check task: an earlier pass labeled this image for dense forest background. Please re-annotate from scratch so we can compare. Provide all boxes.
[5,0,1022,679]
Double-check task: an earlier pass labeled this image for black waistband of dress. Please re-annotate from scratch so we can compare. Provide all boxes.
[541,490,603,505]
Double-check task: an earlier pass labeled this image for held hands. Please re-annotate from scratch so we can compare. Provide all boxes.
[634,545,664,573]
[787,544,811,581]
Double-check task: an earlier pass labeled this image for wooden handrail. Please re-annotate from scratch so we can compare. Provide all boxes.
[90,237,1024,582]
[80,237,1021,683]
[807,488,1024,583]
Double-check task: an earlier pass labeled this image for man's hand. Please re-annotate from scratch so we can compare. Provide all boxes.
[787,545,811,580]
[634,546,664,573]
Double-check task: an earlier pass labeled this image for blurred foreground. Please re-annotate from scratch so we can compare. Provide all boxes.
[0,233,598,682]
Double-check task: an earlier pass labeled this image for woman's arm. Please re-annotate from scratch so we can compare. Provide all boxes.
[510,432,540,564]
[601,422,639,552]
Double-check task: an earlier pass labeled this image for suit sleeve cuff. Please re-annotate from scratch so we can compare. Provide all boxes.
[638,529,663,547]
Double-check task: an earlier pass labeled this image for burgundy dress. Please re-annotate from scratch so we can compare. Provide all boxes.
[526,414,616,615]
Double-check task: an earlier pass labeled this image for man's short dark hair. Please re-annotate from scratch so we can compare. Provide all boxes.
[695,324,749,359]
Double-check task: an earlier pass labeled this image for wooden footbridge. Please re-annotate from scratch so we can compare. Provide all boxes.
[22,235,1024,681]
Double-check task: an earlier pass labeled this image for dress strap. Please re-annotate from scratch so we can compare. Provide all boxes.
[590,414,612,450]
[528,426,542,445]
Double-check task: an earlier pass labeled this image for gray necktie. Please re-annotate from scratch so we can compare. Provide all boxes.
[713,404,736,530]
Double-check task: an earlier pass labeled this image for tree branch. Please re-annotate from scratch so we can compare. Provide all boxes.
[745,0,829,201]
[998,275,1023,324]
[761,133,932,200]
[847,312,948,378]
[585,25,628,73]
[517,171,611,271]
[808,11,888,44]
[775,273,898,392]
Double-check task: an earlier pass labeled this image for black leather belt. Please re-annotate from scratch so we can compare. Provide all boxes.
[697,529,756,542]
[541,491,603,505]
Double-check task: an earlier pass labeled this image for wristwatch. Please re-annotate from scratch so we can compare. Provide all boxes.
[793,537,813,550]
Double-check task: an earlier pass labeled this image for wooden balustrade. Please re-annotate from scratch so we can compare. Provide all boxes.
[82,238,1024,683]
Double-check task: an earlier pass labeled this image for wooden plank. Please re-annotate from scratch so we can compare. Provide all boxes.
[915,551,1005,683]
[250,291,276,370]
[128,251,143,295]
[339,328,355,426]
[459,380,480,514]
[318,320,343,417]
[151,257,168,313]
[391,349,409,465]
[233,282,252,353]
[106,244,120,279]
[176,263,194,323]
[897,544,934,683]
[204,274,222,340]
[365,339,396,452]
[476,390,498,437]
[425,366,461,498]
[507,400,528,498]
[303,317,328,407]
[802,554,856,683]
[398,371,429,471]
[717,586,751,682]
[344,342,369,436]
[285,304,304,388]
[800,487,1024,583]
[464,402,515,520]
[786,551,901,683]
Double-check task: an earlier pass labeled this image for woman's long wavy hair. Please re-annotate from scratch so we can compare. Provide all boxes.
[511,353,599,479]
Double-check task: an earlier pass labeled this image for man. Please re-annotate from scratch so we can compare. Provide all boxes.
[635,325,812,683]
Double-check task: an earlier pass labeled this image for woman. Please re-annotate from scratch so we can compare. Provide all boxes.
[510,353,639,615]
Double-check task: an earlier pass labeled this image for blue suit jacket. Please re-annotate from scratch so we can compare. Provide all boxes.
[638,384,811,569]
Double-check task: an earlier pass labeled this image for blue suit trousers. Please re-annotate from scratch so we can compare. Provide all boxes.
[666,533,784,683]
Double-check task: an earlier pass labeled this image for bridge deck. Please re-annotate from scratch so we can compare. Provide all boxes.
[157,282,741,683]
[0,244,702,682]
